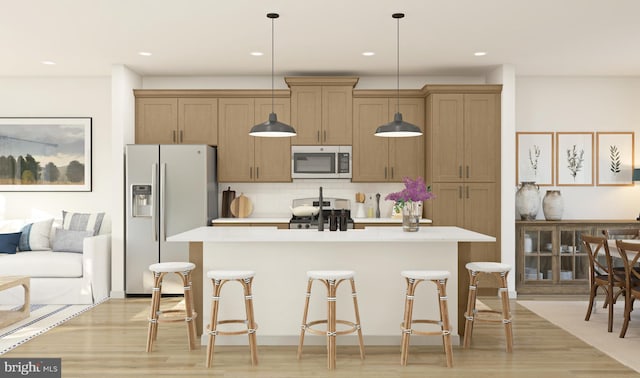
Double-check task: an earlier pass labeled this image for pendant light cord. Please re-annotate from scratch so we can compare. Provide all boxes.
[271,16,275,114]
[396,15,400,115]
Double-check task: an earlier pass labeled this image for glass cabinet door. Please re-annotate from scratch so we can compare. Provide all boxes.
[559,227,591,282]
[523,228,553,281]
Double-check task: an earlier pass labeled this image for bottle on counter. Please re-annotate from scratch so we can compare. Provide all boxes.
[339,209,348,231]
[329,210,338,231]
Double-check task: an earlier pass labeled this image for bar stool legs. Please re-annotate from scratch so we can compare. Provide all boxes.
[205,270,258,368]
[463,262,513,353]
[297,270,365,370]
[146,262,198,353]
[400,270,453,368]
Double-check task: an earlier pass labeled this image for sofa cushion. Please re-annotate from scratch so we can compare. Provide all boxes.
[52,228,93,253]
[18,218,54,251]
[0,232,21,254]
[0,251,83,277]
[62,211,105,235]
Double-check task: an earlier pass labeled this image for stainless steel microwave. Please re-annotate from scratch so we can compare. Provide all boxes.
[291,145,352,179]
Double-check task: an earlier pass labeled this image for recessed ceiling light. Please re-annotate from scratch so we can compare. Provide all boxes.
[362,52,375,56]
[41,60,56,65]
[250,52,264,56]
[138,51,152,56]
[474,51,487,56]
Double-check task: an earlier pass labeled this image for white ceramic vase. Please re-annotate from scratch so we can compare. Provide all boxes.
[515,182,540,220]
[542,190,564,221]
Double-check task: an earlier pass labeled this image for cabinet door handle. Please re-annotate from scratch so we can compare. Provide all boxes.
[323,130,327,142]
[256,167,259,179]
[466,166,470,178]
[179,130,183,143]
[466,186,470,199]
[458,186,462,199]
[172,130,176,143]
[459,166,462,179]
[249,167,253,179]
[317,130,321,142]
[384,167,388,179]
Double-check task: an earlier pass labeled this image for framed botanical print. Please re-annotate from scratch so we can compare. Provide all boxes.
[516,132,554,186]
[596,132,635,186]
[556,132,594,186]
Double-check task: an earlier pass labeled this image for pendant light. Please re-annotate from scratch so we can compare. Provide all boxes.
[374,13,422,137]
[249,13,297,137]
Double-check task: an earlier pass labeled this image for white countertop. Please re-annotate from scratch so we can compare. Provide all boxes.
[211,217,432,224]
[168,226,495,243]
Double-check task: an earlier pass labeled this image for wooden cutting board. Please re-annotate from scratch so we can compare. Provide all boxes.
[230,193,253,218]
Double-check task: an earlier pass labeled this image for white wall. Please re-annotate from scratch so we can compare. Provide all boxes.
[0,77,112,220]
[516,76,640,220]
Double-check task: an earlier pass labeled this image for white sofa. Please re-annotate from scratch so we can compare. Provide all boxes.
[0,216,111,305]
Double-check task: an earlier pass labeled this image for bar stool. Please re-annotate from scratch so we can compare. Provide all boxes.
[400,270,453,367]
[146,262,198,352]
[297,270,365,370]
[463,262,513,352]
[205,270,258,368]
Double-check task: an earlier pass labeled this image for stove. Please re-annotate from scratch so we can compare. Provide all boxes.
[289,197,354,230]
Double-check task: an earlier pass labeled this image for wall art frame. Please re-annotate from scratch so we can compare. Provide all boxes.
[516,132,554,186]
[596,131,635,186]
[556,132,594,186]
[0,117,92,192]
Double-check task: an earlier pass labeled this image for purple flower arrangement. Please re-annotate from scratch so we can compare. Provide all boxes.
[385,176,434,212]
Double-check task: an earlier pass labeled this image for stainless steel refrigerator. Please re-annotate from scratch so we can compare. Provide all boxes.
[125,144,217,294]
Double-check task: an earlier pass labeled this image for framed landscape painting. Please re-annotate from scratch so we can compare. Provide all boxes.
[0,117,92,191]
[556,132,594,186]
[516,132,554,186]
[596,132,635,186]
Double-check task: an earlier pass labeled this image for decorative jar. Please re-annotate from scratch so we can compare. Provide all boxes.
[542,190,564,220]
[515,181,540,220]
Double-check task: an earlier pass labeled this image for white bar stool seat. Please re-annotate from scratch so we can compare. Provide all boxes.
[297,270,365,370]
[400,270,453,368]
[146,261,198,353]
[205,269,258,368]
[463,261,513,353]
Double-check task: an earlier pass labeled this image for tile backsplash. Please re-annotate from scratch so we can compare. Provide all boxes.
[219,180,405,218]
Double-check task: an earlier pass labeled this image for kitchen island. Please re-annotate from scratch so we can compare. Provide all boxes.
[167,226,495,346]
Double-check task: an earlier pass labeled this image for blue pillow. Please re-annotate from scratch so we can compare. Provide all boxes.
[0,232,22,254]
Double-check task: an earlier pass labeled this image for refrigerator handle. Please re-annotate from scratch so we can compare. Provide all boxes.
[161,162,167,242]
[151,163,158,242]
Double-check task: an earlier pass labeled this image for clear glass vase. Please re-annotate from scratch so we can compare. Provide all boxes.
[402,201,420,232]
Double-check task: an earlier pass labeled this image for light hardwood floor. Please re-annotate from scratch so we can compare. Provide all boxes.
[3,296,636,377]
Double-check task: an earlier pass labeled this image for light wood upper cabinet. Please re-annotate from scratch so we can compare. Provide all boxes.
[217,97,291,182]
[428,93,499,183]
[135,98,178,144]
[352,97,424,182]
[286,77,357,145]
[254,98,291,182]
[178,98,218,145]
[135,97,218,145]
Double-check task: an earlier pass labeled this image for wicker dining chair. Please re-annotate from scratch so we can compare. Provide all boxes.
[582,235,626,332]
[614,240,640,338]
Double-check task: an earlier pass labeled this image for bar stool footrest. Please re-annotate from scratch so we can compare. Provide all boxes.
[155,309,198,323]
[304,319,359,337]
[208,319,259,336]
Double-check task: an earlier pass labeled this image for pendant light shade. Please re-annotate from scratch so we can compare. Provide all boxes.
[375,13,422,138]
[249,12,296,137]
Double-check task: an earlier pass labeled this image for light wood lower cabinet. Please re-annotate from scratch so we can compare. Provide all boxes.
[217,97,291,182]
[516,220,640,294]
[352,97,424,182]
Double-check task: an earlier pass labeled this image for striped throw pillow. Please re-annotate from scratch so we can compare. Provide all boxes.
[62,211,105,235]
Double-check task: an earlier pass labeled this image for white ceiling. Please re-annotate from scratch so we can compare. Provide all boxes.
[2,0,640,78]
